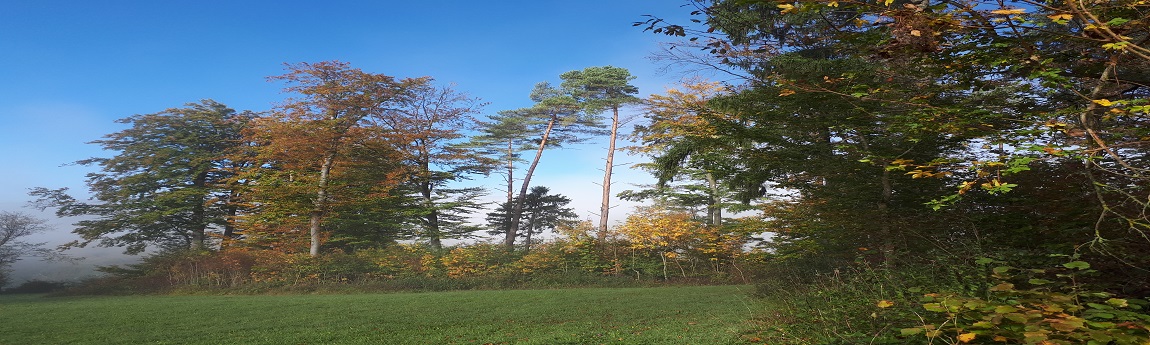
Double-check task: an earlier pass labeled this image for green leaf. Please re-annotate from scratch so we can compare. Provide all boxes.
[1090,312,1115,319]
[900,327,924,335]
[1087,321,1115,329]
[1063,261,1091,270]
[923,303,948,312]
[975,257,995,265]
[1106,298,1128,307]
[1028,278,1053,285]
[1004,312,1028,323]
[994,305,1019,313]
[1105,17,1130,26]
[971,321,995,328]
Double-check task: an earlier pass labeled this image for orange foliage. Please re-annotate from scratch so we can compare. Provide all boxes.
[628,80,731,155]
[617,206,708,253]
[232,61,426,254]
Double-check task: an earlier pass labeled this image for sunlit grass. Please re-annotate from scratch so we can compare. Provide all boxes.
[0,285,761,344]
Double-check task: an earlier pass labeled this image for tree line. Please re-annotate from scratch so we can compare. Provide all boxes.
[4,60,765,293]
[6,0,1149,340]
[25,62,649,258]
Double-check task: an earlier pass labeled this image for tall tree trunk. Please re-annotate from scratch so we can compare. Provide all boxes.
[311,153,336,257]
[504,139,516,236]
[422,184,442,250]
[419,157,443,250]
[505,116,557,250]
[878,161,894,266]
[222,201,238,247]
[597,106,620,242]
[221,167,245,248]
[190,171,209,250]
[706,172,721,227]
[856,133,894,266]
[525,213,536,252]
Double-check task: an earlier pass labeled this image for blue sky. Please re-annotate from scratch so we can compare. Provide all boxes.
[0,1,703,278]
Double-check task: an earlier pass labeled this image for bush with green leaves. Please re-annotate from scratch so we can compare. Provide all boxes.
[902,258,1150,345]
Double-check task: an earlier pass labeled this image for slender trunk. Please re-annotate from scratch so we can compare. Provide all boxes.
[597,106,620,241]
[660,251,669,280]
[311,153,336,257]
[706,172,721,227]
[525,213,536,252]
[854,133,892,265]
[505,115,557,250]
[221,163,246,248]
[423,183,442,250]
[190,171,209,250]
[223,186,239,239]
[221,201,238,248]
[420,156,443,250]
[878,162,894,266]
[504,139,516,236]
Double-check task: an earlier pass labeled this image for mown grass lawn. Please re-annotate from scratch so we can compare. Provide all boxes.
[0,285,761,344]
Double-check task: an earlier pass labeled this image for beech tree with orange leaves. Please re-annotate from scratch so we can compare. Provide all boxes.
[237,61,425,257]
[382,81,489,250]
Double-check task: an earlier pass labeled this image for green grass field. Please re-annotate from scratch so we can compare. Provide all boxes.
[0,285,761,344]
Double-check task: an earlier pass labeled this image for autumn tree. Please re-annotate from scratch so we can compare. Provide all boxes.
[238,61,423,257]
[559,66,641,241]
[616,206,714,280]
[379,81,488,250]
[623,80,750,226]
[30,100,253,254]
[637,0,1150,269]
[486,186,578,251]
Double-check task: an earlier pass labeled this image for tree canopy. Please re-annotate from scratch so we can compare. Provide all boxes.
[31,100,253,254]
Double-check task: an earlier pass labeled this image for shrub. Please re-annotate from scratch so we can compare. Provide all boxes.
[2,280,72,294]
[903,258,1150,345]
[440,243,514,278]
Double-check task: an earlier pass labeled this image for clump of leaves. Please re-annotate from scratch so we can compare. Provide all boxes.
[903,258,1150,344]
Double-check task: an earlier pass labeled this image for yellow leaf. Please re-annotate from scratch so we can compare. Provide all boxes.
[877,300,895,308]
[958,333,977,343]
[910,29,922,36]
[884,0,894,6]
[991,8,1026,15]
[828,0,839,6]
[777,3,796,13]
[1093,99,1114,107]
[1048,13,1073,21]
[779,89,796,96]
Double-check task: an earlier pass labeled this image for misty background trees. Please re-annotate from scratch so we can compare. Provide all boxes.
[0,211,53,288]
